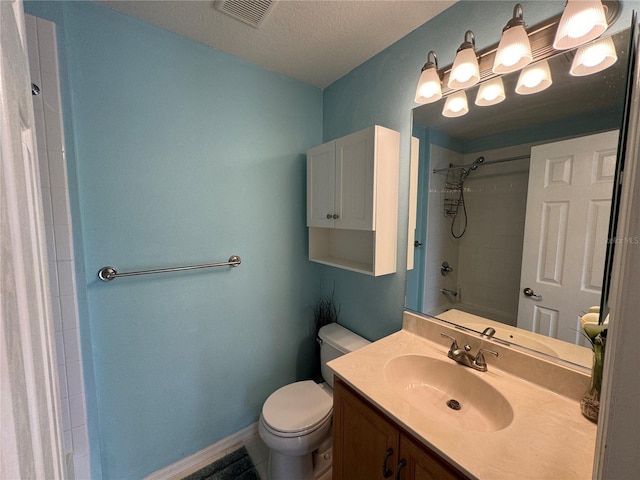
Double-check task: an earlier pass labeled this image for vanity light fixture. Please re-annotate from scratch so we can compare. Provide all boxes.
[515,60,552,95]
[475,77,506,106]
[570,35,618,76]
[493,4,532,74]
[442,90,469,117]
[553,0,608,50]
[415,51,443,104]
[448,31,480,90]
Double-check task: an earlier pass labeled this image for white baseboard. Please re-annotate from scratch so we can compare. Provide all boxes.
[144,423,259,480]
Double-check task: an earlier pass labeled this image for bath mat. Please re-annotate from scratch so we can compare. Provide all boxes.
[181,446,261,480]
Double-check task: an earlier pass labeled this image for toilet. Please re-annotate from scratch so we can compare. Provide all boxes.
[258,323,370,480]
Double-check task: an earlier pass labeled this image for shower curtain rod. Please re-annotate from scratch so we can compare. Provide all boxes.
[432,154,530,174]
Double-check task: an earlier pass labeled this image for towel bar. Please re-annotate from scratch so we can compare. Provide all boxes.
[98,255,241,282]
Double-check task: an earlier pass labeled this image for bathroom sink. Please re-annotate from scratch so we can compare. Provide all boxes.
[384,355,514,432]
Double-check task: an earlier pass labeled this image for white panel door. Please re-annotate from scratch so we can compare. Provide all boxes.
[307,141,336,227]
[335,127,374,231]
[517,131,618,343]
[1,1,65,478]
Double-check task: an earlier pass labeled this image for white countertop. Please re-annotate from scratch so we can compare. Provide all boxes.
[328,313,597,480]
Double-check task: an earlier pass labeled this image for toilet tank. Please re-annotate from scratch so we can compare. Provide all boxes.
[318,323,370,387]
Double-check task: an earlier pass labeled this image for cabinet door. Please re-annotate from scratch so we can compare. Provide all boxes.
[333,379,400,480]
[307,141,336,227]
[398,436,467,480]
[335,127,375,230]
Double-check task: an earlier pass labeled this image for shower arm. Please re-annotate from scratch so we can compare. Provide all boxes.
[432,154,529,174]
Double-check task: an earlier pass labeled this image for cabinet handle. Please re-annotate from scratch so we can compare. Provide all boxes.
[395,459,407,480]
[333,214,340,219]
[382,448,394,478]
[326,214,333,219]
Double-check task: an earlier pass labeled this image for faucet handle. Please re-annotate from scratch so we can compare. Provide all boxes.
[440,333,459,352]
[474,348,498,370]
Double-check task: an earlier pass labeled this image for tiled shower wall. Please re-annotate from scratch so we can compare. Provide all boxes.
[423,144,462,314]
[26,14,90,480]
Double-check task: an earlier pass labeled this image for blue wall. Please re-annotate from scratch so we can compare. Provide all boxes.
[26,2,321,478]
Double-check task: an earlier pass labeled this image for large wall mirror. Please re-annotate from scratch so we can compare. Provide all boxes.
[406,26,632,368]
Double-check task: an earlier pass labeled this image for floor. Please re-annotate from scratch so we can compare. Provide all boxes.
[244,435,269,480]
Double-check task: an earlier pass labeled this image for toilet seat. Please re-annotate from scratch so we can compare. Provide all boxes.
[261,381,333,438]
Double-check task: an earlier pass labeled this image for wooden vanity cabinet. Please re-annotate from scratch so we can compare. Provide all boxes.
[333,378,467,480]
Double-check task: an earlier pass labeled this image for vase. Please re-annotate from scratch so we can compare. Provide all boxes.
[581,338,604,422]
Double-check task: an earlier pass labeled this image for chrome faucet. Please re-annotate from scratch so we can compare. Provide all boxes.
[440,333,498,372]
[481,327,496,339]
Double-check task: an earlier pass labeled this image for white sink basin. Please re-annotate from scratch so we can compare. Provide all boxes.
[384,355,514,432]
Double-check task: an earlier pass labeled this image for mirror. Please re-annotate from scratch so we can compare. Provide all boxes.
[406,28,631,368]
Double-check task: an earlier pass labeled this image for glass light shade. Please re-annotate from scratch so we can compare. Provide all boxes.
[493,25,533,74]
[475,77,506,106]
[553,0,607,50]
[442,91,469,117]
[415,67,442,104]
[570,36,618,76]
[516,60,552,95]
[448,47,480,89]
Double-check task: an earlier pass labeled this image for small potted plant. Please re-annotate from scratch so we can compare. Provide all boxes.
[313,286,340,338]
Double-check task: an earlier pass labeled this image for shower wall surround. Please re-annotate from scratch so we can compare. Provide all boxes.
[25,14,90,480]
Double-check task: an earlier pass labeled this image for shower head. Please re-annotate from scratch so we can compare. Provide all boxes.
[459,156,485,183]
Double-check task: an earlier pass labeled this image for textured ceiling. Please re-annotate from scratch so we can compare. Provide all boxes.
[98,0,457,89]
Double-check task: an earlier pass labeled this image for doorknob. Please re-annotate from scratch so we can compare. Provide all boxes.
[523,287,542,300]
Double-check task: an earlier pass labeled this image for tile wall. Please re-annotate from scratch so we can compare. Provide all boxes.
[423,143,530,323]
[25,14,90,480]
[423,144,463,314]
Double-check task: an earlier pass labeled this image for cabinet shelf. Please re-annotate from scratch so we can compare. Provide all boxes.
[307,125,399,276]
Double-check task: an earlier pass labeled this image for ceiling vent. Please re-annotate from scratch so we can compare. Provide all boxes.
[213,0,274,28]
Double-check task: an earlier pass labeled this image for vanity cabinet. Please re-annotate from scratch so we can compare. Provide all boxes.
[333,378,467,480]
[307,125,399,276]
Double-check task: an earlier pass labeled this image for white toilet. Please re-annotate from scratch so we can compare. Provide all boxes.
[258,323,370,480]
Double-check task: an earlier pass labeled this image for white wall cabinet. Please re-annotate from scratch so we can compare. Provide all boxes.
[307,125,400,276]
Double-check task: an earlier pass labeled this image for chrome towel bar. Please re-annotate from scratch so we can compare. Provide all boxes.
[98,255,241,282]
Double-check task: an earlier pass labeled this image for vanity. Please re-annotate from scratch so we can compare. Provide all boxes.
[328,311,597,479]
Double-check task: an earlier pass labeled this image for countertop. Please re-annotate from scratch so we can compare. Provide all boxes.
[327,312,597,479]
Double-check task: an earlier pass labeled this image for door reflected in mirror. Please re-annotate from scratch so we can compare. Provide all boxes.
[406,28,631,368]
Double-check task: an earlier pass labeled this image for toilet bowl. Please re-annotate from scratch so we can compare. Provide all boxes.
[259,381,333,479]
[259,323,369,480]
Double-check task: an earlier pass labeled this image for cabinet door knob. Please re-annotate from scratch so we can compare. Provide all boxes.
[395,459,407,480]
[333,214,340,219]
[382,448,394,478]
[326,214,333,219]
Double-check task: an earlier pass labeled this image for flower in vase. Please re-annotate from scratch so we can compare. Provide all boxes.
[579,307,607,422]
[580,308,608,345]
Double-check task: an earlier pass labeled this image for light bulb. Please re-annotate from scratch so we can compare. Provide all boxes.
[475,77,506,106]
[415,51,442,104]
[516,61,552,95]
[443,91,469,117]
[554,0,607,50]
[448,31,480,90]
[570,36,617,76]
[493,4,532,74]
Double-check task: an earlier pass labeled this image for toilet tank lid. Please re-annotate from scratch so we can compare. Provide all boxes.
[318,323,370,353]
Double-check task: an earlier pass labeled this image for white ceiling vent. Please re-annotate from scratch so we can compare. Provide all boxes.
[214,0,274,28]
